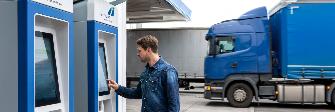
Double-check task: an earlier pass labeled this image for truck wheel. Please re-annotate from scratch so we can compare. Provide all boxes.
[227,83,253,108]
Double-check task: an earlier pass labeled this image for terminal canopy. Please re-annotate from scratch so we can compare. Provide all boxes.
[127,0,191,23]
[73,0,191,23]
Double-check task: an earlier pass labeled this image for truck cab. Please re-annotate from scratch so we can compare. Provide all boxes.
[205,7,271,81]
[204,7,274,108]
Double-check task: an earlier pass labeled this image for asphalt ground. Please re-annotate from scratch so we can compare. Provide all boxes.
[126,93,334,112]
[126,83,334,112]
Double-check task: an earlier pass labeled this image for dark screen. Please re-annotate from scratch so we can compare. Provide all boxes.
[98,43,110,96]
[35,31,61,107]
[73,0,84,4]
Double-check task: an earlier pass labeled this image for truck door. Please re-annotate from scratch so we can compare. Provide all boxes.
[205,36,237,79]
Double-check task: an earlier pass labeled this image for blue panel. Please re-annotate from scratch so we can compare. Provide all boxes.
[18,1,73,112]
[269,9,284,77]
[165,0,191,21]
[207,7,268,38]
[87,21,118,112]
[256,16,271,73]
[270,3,335,79]
[270,6,289,78]
[87,21,98,112]
[238,7,267,20]
[235,34,258,73]
[18,0,30,112]
[204,54,236,80]
[255,32,271,73]
[207,21,254,37]
[69,14,74,112]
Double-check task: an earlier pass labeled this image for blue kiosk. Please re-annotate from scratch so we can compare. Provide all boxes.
[74,0,120,112]
[0,0,73,112]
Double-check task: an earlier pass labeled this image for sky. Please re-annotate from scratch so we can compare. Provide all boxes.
[137,0,282,28]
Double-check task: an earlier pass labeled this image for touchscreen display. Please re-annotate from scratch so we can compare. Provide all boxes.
[98,43,110,96]
[35,31,61,107]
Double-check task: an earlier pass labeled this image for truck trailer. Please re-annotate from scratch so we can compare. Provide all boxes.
[204,0,335,108]
[127,28,208,87]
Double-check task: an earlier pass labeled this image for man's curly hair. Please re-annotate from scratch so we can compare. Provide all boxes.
[136,35,159,53]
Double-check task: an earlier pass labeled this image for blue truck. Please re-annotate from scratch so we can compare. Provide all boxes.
[204,0,335,107]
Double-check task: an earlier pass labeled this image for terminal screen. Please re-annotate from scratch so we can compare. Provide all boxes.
[98,43,110,96]
[73,0,84,3]
[35,31,61,107]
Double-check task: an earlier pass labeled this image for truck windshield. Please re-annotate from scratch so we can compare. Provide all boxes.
[208,36,235,55]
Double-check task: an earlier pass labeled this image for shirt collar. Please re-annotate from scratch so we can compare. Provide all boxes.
[145,56,163,70]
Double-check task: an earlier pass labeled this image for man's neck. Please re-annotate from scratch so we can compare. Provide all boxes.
[148,53,160,67]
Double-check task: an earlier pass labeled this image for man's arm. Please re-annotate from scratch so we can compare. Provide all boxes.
[165,68,180,112]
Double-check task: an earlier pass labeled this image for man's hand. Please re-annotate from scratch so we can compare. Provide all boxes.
[107,79,119,90]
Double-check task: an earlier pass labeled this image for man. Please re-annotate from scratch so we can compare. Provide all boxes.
[108,35,180,112]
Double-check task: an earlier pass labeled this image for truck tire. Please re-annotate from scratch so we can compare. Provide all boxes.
[227,83,253,108]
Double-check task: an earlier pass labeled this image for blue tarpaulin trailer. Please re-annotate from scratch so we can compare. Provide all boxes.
[270,2,335,79]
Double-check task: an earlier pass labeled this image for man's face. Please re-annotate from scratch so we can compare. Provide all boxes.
[137,46,150,63]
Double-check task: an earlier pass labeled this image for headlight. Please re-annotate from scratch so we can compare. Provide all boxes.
[204,86,211,91]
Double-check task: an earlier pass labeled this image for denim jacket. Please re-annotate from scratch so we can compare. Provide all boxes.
[115,57,180,112]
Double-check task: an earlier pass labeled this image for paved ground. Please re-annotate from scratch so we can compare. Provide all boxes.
[126,93,334,112]
[126,83,334,112]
